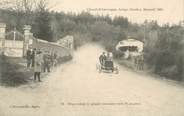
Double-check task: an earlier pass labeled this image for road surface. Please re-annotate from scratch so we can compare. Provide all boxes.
[0,44,184,116]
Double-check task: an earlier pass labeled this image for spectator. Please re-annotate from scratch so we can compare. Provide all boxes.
[135,54,144,71]
[124,49,130,59]
[134,56,138,70]
[53,52,58,67]
[26,48,32,68]
[139,55,144,70]
[34,51,43,82]
[50,51,57,68]
[43,51,51,72]
[31,48,36,67]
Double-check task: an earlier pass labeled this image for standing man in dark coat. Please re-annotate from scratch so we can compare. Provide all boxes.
[43,51,51,72]
[52,52,58,67]
[99,52,107,65]
[31,48,36,67]
[26,48,32,68]
[34,51,43,82]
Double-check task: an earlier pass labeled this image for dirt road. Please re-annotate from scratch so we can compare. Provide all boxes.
[0,44,184,116]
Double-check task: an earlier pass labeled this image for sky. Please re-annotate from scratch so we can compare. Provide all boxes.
[48,0,184,25]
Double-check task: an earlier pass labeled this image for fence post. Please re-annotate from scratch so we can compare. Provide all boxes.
[0,23,6,55]
[69,36,74,50]
[23,25,32,57]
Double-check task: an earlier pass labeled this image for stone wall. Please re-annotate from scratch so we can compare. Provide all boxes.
[0,23,73,58]
[32,39,71,58]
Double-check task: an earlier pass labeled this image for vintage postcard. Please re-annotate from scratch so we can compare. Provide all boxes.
[0,0,184,116]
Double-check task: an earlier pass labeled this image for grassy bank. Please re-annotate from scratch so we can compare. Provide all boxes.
[0,54,73,87]
[0,55,33,87]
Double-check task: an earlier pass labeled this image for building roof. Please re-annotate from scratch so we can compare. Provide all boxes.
[116,38,144,52]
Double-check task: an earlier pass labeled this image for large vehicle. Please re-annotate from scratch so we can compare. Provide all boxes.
[116,38,144,59]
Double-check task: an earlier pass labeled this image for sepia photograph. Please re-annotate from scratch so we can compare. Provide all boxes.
[0,0,184,116]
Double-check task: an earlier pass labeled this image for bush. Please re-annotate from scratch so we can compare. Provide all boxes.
[159,65,178,80]
[0,56,33,87]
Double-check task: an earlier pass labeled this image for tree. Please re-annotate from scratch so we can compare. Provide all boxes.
[0,0,38,25]
[32,0,53,41]
[113,16,129,28]
[33,11,53,41]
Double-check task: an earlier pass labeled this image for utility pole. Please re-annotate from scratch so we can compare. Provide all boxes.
[183,0,184,25]
[13,27,16,41]
[183,0,184,26]
[143,21,147,52]
[181,0,184,27]
[144,24,146,42]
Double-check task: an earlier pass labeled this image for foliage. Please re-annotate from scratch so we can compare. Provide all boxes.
[0,56,32,87]
[0,6,184,80]
[32,10,53,41]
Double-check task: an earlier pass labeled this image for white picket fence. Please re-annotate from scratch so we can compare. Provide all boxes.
[0,40,24,57]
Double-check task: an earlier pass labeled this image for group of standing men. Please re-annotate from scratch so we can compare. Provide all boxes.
[26,48,58,82]
[134,55,144,70]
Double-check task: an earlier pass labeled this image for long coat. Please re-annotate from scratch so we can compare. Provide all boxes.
[34,54,42,72]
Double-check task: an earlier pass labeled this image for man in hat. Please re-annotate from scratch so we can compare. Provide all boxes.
[26,48,32,68]
[31,48,36,67]
[99,52,107,65]
[34,51,43,82]
[43,51,51,72]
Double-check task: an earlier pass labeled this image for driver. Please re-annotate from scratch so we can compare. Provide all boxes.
[99,52,107,65]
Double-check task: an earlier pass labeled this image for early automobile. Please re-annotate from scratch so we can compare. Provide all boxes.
[96,60,119,74]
